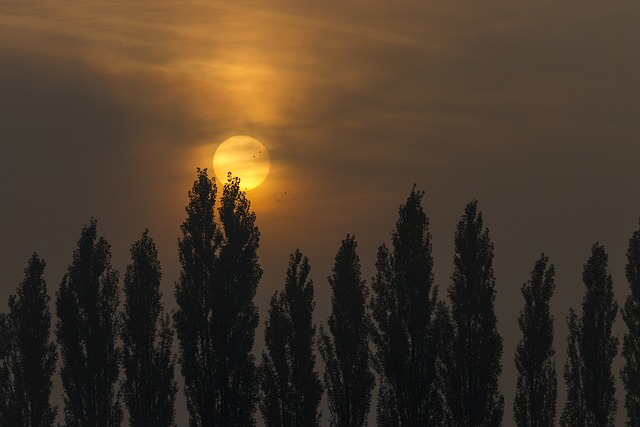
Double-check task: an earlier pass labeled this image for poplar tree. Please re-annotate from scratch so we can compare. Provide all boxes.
[121,230,177,426]
[319,235,374,427]
[560,310,585,426]
[561,243,618,426]
[441,200,504,426]
[0,254,57,426]
[258,250,323,427]
[0,313,11,425]
[56,219,122,426]
[514,255,557,427]
[370,187,443,426]
[622,223,640,426]
[174,169,261,426]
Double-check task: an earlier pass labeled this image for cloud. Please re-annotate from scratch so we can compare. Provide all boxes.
[1,2,640,424]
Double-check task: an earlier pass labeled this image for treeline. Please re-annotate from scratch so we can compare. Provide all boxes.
[1,168,640,426]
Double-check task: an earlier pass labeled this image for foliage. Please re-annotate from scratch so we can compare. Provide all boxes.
[514,255,557,427]
[441,200,504,426]
[121,230,177,426]
[174,169,261,426]
[0,254,57,426]
[622,223,640,426]
[370,187,443,426]
[0,314,12,426]
[259,250,323,427]
[560,310,585,426]
[319,235,374,427]
[173,168,219,425]
[56,219,122,426]
[561,243,618,426]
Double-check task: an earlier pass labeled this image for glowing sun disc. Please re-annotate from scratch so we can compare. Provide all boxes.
[213,135,270,190]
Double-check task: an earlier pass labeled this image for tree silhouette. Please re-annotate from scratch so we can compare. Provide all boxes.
[56,219,122,426]
[622,222,640,426]
[514,254,557,427]
[561,243,618,426]
[0,313,12,425]
[174,169,261,426]
[370,187,443,426]
[440,200,504,426]
[560,310,585,426]
[258,250,323,427]
[319,235,374,427]
[0,254,57,426]
[121,230,177,426]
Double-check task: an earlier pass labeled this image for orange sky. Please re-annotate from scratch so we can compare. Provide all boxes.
[1,1,640,424]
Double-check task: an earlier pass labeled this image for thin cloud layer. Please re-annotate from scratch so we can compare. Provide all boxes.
[1,0,639,425]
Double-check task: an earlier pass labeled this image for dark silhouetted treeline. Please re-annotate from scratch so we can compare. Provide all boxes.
[2,168,640,426]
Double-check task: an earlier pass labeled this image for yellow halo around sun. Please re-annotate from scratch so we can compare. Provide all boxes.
[213,135,270,190]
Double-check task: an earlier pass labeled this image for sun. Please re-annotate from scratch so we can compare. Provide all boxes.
[213,135,270,190]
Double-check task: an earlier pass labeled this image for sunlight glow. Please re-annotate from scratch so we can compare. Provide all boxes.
[213,135,270,191]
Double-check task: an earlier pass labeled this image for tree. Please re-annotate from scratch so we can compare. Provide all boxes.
[56,219,122,426]
[441,200,504,426]
[319,235,374,427]
[513,254,557,427]
[560,310,586,426]
[174,168,219,426]
[121,230,177,426]
[0,254,58,426]
[622,222,640,426]
[561,243,618,426]
[0,313,12,425]
[370,187,443,426]
[174,169,262,426]
[258,250,323,427]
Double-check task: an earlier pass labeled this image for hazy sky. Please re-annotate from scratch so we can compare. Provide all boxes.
[1,1,640,424]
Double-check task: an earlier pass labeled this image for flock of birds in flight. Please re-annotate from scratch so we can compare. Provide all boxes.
[246,148,295,205]
[274,190,295,204]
